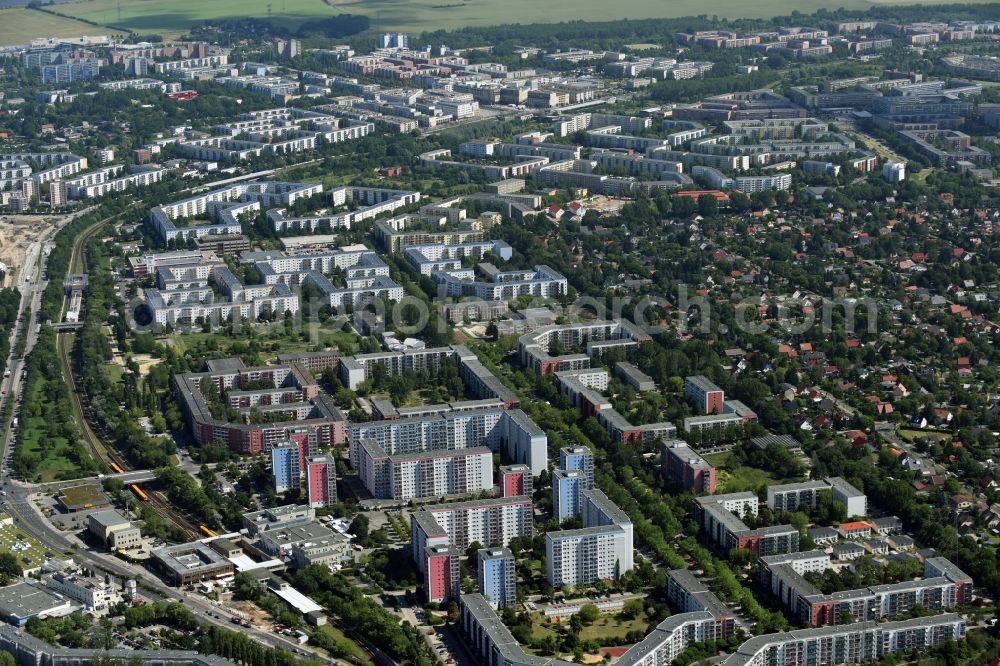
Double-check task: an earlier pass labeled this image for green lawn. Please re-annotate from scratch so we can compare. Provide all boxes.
[311,624,373,666]
[528,614,560,645]
[703,451,732,467]
[372,386,463,408]
[526,610,649,652]
[105,363,124,385]
[579,614,648,642]
[19,417,81,483]
[46,0,1000,35]
[166,330,315,357]
[898,428,951,443]
[704,451,780,493]
[715,465,776,493]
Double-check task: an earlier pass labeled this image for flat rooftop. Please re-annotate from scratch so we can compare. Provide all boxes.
[152,541,233,575]
[88,509,130,529]
[0,582,69,619]
[259,521,341,546]
[750,434,802,450]
[686,375,723,393]
[58,483,108,509]
[827,476,865,498]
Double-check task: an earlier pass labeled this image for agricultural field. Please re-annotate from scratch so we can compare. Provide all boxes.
[0,8,102,45]
[34,0,1000,37]
[52,0,335,37]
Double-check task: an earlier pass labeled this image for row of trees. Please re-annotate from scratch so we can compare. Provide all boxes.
[289,564,434,665]
[76,234,178,470]
[12,325,99,480]
[471,340,798,634]
[0,287,21,376]
[117,601,304,666]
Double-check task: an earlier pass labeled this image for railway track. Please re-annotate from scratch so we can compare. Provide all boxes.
[57,331,115,467]
[147,489,200,538]
[56,213,198,540]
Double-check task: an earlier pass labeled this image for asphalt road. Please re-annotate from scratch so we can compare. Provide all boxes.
[0,211,344,664]
[1,485,340,661]
[0,210,87,473]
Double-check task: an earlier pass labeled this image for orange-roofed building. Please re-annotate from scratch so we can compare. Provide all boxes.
[673,190,729,202]
[838,521,873,539]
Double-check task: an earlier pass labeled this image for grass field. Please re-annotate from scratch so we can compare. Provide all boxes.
[578,613,648,642]
[312,624,373,666]
[39,0,1000,37]
[0,7,103,45]
[19,415,79,483]
[527,610,649,650]
[703,451,786,493]
[898,428,951,443]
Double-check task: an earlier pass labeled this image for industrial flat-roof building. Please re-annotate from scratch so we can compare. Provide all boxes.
[242,504,316,536]
[152,542,236,586]
[0,581,74,626]
[258,520,346,559]
[57,484,111,513]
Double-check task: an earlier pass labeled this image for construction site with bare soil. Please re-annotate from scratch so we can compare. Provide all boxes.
[0,215,59,287]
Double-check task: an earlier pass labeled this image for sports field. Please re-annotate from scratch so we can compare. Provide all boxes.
[32,0,1000,37]
[0,7,104,45]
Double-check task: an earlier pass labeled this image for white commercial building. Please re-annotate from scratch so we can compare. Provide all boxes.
[44,572,121,613]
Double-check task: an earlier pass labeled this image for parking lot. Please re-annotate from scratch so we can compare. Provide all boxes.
[0,512,48,568]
